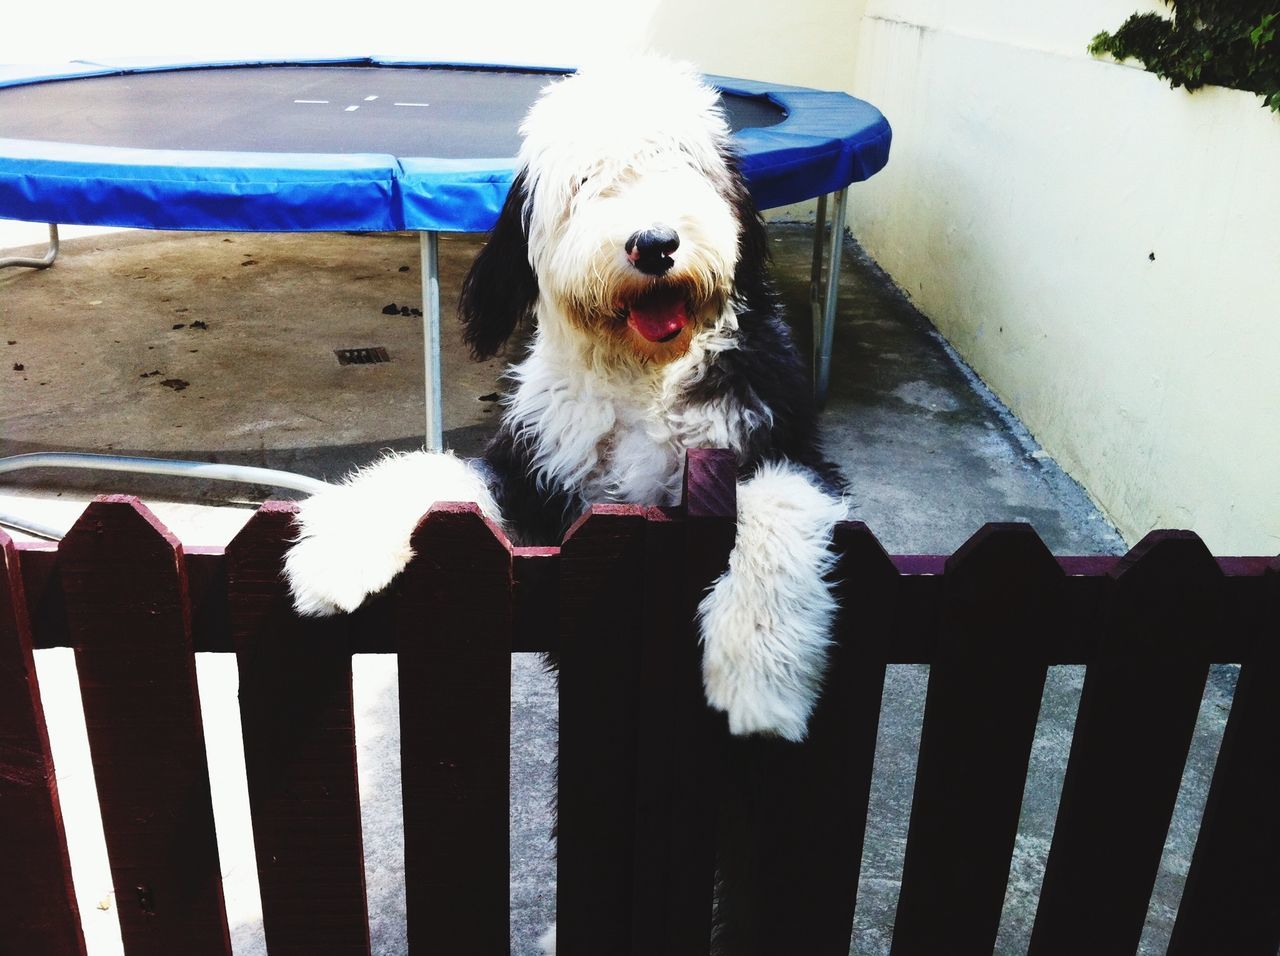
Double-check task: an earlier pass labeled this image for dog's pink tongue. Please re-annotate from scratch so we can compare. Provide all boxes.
[627,293,688,343]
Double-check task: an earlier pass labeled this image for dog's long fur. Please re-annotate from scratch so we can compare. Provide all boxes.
[283,57,850,951]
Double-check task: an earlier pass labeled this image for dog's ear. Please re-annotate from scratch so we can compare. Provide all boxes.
[720,149,776,312]
[459,171,539,360]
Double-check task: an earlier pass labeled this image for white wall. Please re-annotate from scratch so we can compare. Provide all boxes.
[0,0,865,80]
[849,1,1280,555]
[0,0,865,249]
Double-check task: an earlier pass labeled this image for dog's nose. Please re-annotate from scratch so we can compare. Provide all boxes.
[626,225,680,275]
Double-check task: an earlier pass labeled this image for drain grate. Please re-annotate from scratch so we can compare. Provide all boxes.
[335,346,391,366]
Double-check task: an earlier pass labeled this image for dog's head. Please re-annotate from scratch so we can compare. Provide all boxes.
[460,57,771,365]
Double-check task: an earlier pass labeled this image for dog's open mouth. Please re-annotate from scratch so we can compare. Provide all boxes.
[622,287,689,343]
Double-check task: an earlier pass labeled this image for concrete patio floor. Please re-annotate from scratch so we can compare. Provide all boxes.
[0,223,1235,954]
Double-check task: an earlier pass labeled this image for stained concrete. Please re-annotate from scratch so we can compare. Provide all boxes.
[0,224,1236,955]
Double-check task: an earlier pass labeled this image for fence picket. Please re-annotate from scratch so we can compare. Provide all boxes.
[628,510,704,955]
[226,502,370,953]
[556,503,649,954]
[17,547,71,650]
[0,532,85,955]
[1029,531,1220,955]
[59,496,230,955]
[630,450,735,953]
[396,503,513,953]
[512,547,559,653]
[715,521,893,956]
[892,524,1060,954]
[1167,558,1280,954]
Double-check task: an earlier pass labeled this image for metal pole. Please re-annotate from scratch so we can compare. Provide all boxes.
[0,224,60,269]
[809,193,828,378]
[419,231,444,451]
[810,193,828,294]
[814,188,847,405]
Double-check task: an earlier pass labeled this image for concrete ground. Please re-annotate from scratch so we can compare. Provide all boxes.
[1,224,1235,954]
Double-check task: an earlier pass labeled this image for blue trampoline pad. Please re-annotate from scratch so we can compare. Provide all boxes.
[0,57,891,233]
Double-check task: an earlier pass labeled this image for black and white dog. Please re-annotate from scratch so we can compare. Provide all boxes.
[285,55,847,740]
[284,60,849,945]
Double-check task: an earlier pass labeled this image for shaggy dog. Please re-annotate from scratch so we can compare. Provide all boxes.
[283,56,849,949]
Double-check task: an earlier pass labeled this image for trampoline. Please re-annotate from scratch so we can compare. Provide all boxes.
[0,56,891,453]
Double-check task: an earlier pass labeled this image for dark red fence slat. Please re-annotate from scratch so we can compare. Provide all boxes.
[396,504,512,954]
[1167,559,1280,955]
[59,496,230,955]
[0,532,85,955]
[226,502,369,954]
[512,547,559,654]
[1166,659,1280,955]
[629,510,708,955]
[187,551,231,653]
[629,450,734,954]
[18,547,71,651]
[670,450,734,950]
[556,504,649,954]
[715,521,893,956]
[1029,531,1220,955]
[892,524,1060,954]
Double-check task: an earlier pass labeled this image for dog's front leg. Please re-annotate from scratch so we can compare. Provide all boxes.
[283,451,503,616]
[697,461,848,742]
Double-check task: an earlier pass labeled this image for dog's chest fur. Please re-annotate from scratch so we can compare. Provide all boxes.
[506,339,760,508]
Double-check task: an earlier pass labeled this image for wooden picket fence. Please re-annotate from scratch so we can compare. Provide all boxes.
[1,448,1276,955]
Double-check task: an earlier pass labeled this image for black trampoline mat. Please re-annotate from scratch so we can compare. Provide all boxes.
[0,64,786,158]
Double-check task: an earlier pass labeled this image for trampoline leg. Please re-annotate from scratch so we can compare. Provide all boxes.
[419,231,444,452]
[811,189,847,406]
[0,224,59,269]
[810,193,828,381]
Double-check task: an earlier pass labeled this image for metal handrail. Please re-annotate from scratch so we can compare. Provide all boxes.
[0,452,332,494]
[0,453,335,542]
[0,452,331,541]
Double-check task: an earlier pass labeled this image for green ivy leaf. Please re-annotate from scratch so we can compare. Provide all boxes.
[1088,32,1116,56]
[1090,1,1280,112]
[1250,12,1277,48]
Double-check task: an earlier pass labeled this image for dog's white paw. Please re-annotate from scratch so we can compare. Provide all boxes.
[283,495,413,616]
[283,451,501,617]
[283,480,419,617]
[697,463,847,742]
